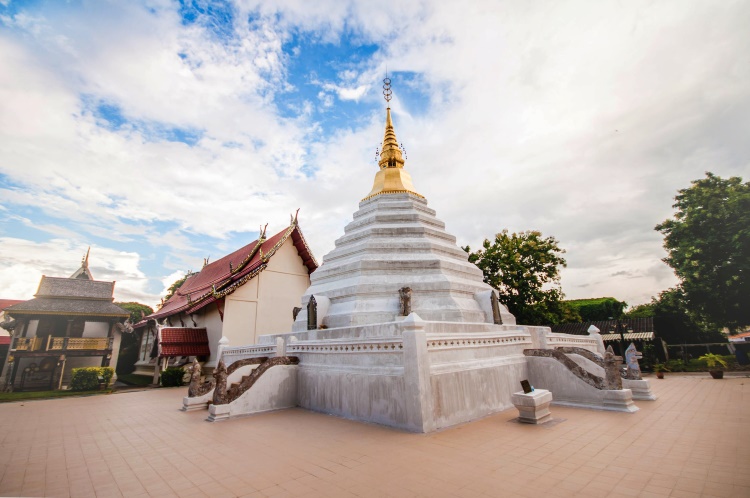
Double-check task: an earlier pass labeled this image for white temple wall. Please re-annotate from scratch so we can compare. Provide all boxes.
[221,238,310,347]
[430,358,528,429]
[256,238,311,337]
[296,360,409,429]
[25,320,39,338]
[222,299,258,349]
[291,342,411,429]
[203,306,226,367]
[82,321,109,337]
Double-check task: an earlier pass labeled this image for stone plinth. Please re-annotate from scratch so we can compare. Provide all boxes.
[511,389,553,424]
[623,378,657,401]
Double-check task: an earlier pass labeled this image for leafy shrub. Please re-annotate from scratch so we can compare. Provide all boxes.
[160,366,187,387]
[70,367,115,391]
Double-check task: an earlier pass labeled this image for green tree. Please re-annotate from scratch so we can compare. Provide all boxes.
[566,297,628,322]
[464,230,575,325]
[624,289,723,344]
[623,302,655,319]
[656,172,750,332]
[162,274,190,305]
[115,302,154,323]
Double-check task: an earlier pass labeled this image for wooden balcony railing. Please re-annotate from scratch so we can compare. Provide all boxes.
[12,337,44,351]
[12,336,113,352]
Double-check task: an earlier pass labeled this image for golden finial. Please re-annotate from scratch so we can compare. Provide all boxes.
[362,73,423,201]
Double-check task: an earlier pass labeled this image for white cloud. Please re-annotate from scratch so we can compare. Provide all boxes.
[0,0,748,312]
[0,238,155,303]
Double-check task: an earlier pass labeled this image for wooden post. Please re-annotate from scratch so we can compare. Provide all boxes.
[57,356,66,390]
[0,318,25,387]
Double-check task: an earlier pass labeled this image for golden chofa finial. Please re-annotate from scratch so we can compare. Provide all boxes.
[362,74,423,201]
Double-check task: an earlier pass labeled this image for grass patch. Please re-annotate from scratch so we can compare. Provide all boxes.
[116,374,153,387]
[0,389,113,403]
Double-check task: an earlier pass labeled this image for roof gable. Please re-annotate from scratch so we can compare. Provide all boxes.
[146,222,317,322]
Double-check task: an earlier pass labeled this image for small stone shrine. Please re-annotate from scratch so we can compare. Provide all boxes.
[185,78,652,430]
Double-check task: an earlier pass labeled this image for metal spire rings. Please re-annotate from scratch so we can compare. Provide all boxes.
[383,77,392,103]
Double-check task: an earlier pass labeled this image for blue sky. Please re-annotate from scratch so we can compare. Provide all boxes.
[1,0,749,308]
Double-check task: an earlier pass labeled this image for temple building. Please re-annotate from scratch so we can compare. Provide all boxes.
[134,220,317,379]
[1,251,130,391]
[187,78,649,429]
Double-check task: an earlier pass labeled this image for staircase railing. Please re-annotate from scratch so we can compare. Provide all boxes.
[524,349,622,390]
[554,346,604,367]
[212,356,299,405]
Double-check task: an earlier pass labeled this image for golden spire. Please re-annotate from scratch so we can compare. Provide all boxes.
[363,75,423,201]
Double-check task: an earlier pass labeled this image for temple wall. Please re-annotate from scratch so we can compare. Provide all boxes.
[25,320,39,337]
[426,331,531,429]
[203,307,226,367]
[221,238,310,347]
[82,321,109,337]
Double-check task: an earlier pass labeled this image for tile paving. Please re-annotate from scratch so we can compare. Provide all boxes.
[0,374,748,497]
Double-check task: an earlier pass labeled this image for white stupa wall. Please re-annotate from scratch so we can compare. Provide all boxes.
[293,193,514,331]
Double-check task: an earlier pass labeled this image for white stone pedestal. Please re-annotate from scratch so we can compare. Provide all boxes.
[511,389,553,424]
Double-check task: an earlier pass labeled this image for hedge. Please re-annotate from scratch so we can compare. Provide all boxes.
[160,366,187,387]
[70,367,115,391]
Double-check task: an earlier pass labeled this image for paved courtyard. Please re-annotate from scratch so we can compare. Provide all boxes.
[0,374,748,498]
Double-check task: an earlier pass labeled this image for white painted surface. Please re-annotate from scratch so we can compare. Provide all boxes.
[511,389,553,424]
[82,321,109,338]
[207,364,298,421]
[526,356,638,413]
[292,194,515,331]
[623,378,657,401]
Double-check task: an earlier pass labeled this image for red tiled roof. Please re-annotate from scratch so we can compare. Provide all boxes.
[160,327,210,357]
[144,223,317,323]
[728,330,750,342]
[0,300,24,311]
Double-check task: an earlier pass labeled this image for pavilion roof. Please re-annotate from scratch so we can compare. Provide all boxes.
[5,274,128,319]
[4,298,129,318]
[0,299,24,311]
[35,276,115,300]
[140,222,317,325]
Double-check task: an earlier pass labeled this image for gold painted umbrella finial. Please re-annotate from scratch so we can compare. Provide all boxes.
[362,74,423,201]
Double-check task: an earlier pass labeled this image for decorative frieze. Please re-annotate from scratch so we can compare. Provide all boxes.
[288,341,404,354]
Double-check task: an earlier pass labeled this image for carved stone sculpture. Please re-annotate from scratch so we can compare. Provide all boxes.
[490,290,502,325]
[212,359,228,405]
[624,343,643,380]
[399,287,412,316]
[114,320,134,334]
[307,296,317,330]
[604,351,623,390]
[0,315,17,331]
[187,359,215,397]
